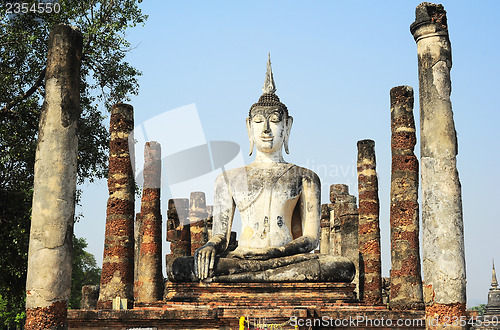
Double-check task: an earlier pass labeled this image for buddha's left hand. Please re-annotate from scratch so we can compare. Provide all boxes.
[227,247,284,260]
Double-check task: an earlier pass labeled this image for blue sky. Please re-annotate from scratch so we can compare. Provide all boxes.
[75,0,500,307]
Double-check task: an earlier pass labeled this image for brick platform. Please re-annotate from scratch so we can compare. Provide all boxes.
[163,282,357,306]
[68,305,425,329]
[68,282,425,329]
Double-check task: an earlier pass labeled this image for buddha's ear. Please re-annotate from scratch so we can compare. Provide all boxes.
[284,116,293,154]
[246,117,254,156]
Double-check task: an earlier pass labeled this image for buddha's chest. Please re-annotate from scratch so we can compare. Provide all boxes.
[230,166,302,247]
[230,166,302,214]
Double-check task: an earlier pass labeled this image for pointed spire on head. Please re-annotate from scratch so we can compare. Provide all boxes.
[492,258,498,288]
[249,53,288,116]
[262,53,277,94]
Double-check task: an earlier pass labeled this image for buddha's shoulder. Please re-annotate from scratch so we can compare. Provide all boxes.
[215,166,248,186]
[290,165,321,183]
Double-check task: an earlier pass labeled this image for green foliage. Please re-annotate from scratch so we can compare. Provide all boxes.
[0,0,147,327]
[70,235,101,309]
[471,304,487,316]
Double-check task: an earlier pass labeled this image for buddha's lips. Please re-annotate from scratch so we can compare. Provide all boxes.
[261,137,273,141]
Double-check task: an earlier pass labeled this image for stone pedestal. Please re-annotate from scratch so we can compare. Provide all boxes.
[97,103,135,309]
[411,3,466,327]
[25,24,82,329]
[69,291,425,329]
[164,282,356,306]
[389,86,424,310]
[357,140,382,305]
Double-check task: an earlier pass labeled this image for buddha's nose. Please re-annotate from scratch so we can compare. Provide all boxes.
[263,119,271,133]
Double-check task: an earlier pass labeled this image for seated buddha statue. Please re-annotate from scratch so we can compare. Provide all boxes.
[168,56,355,283]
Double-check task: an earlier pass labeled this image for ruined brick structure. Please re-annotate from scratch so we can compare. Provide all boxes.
[189,191,209,255]
[357,140,382,305]
[166,198,191,272]
[389,86,424,310]
[60,3,468,328]
[97,103,135,309]
[135,142,163,302]
[330,184,361,300]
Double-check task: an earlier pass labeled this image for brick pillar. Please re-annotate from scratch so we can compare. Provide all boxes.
[189,191,208,255]
[25,24,82,329]
[97,103,135,309]
[166,198,190,275]
[389,86,424,310]
[320,204,331,254]
[357,139,382,305]
[136,142,163,302]
[330,184,361,300]
[411,3,466,327]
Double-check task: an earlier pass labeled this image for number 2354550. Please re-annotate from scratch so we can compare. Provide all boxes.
[6,2,61,14]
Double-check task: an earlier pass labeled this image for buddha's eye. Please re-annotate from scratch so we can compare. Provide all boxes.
[252,115,264,123]
[269,113,281,123]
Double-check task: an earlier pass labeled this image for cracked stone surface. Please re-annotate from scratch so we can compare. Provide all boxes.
[411,2,466,326]
[25,24,82,329]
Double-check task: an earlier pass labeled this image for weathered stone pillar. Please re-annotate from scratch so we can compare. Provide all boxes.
[136,142,163,302]
[97,103,135,309]
[25,24,82,329]
[357,139,382,305]
[389,86,424,310]
[189,191,208,255]
[411,3,466,326]
[330,184,360,299]
[320,204,331,254]
[166,198,190,274]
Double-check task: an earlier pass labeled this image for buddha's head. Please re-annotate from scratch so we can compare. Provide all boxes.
[247,55,293,156]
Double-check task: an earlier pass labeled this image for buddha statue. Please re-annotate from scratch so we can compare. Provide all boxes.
[168,56,355,283]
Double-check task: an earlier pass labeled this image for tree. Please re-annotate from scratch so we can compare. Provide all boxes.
[0,1,147,327]
[70,235,101,309]
[471,304,487,316]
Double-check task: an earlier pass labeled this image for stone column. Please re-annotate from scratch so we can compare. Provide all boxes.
[136,142,163,303]
[330,184,360,299]
[166,198,190,274]
[357,139,382,305]
[25,24,82,329]
[189,191,208,255]
[389,86,424,310]
[320,204,331,254]
[411,3,466,326]
[97,103,135,309]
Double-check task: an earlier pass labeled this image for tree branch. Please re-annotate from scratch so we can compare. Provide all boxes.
[1,67,46,114]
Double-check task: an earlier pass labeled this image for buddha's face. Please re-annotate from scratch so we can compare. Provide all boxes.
[247,106,291,155]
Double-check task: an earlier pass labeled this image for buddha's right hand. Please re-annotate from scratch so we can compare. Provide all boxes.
[194,243,216,281]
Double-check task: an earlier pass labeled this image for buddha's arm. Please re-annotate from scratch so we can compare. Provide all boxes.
[195,172,236,280]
